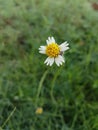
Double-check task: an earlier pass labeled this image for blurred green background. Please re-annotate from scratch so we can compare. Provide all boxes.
[0,0,98,130]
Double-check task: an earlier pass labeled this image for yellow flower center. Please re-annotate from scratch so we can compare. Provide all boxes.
[46,43,60,57]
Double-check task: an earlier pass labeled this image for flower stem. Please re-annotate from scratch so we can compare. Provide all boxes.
[1,107,16,129]
[51,66,63,104]
[36,69,48,105]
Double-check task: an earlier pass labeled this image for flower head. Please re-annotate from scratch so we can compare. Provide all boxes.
[39,37,69,66]
[35,107,43,114]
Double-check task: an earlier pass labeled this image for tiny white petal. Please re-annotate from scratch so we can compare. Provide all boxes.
[39,46,46,54]
[61,41,69,46]
[39,51,46,54]
[59,41,69,52]
[51,37,55,43]
[60,46,69,52]
[55,55,65,66]
[48,37,51,41]
[46,40,50,45]
[48,37,51,40]
[39,46,46,50]
[46,36,56,45]
[44,57,54,66]
[47,37,52,44]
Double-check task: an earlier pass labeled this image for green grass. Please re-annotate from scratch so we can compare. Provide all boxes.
[0,0,98,130]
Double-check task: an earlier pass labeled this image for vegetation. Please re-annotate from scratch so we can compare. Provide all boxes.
[0,0,98,130]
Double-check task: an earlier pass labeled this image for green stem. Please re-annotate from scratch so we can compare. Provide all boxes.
[50,66,63,104]
[36,69,49,105]
[1,107,16,129]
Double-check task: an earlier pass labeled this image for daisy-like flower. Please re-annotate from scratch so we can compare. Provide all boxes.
[39,37,69,66]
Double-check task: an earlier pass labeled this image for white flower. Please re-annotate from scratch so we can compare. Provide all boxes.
[39,37,69,66]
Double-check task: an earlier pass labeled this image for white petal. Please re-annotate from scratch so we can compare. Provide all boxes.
[46,40,49,44]
[51,37,55,43]
[44,57,54,66]
[39,51,45,54]
[48,37,52,44]
[48,37,51,41]
[39,46,46,50]
[59,41,69,52]
[46,37,56,45]
[46,39,51,45]
[39,46,46,54]
[55,55,65,66]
